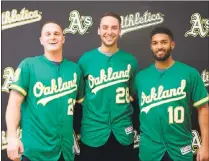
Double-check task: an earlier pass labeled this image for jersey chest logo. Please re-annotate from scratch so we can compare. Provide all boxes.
[88,64,131,93]
[141,79,187,113]
[33,74,77,106]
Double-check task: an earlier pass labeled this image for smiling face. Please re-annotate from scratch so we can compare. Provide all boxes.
[40,22,65,54]
[98,16,121,47]
[151,33,175,61]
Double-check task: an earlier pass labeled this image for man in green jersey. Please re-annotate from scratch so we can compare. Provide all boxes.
[6,21,84,161]
[135,27,209,161]
[78,12,139,161]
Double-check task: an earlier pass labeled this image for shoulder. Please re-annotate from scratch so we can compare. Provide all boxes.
[64,58,82,73]
[139,64,154,75]
[18,56,40,67]
[118,49,138,67]
[176,61,199,74]
[119,49,137,60]
[80,48,98,60]
[136,64,154,80]
[64,58,79,68]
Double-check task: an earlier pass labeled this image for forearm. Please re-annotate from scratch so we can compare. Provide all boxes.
[6,105,21,138]
[6,90,23,138]
[198,103,209,147]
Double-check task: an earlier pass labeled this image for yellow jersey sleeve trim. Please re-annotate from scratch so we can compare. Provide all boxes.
[10,84,27,96]
[193,95,209,107]
[77,97,84,104]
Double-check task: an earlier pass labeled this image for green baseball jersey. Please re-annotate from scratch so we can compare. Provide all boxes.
[9,55,84,161]
[135,61,209,161]
[78,48,139,147]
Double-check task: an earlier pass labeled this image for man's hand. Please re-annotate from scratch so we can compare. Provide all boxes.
[196,145,209,161]
[7,138,24,161]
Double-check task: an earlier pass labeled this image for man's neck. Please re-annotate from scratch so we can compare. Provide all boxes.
[155,57,175,69]
[44,51,63,62]
[99,44,118,54]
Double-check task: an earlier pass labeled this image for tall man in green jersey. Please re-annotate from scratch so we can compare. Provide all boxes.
[78,12,139,161]
[6,21,84,161]
[135,27,209,161]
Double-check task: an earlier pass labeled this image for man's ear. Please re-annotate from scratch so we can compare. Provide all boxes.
[40,37,43,45]
[171,41,175,50]
[98,27,100,36]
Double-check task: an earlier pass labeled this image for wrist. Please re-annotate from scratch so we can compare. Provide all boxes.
[201,141,209,147]
[7,137,19,143]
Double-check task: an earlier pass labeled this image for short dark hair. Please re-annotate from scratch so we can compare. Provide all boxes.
[150,27,174,40]
[99,12,121,27]
[41,21,63,34]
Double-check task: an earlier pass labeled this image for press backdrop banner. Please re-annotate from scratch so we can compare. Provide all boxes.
[1,1,208,161]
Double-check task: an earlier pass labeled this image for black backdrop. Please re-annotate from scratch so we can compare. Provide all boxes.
[1,1,209,161]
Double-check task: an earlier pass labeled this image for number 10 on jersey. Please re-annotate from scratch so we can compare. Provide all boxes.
[168,106,185,124]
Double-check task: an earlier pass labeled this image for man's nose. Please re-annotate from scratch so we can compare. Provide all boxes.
[50,34,56,39]
[107,29,112,35]
[157,43,163,49]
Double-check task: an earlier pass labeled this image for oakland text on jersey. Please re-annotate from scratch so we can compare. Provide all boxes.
[33,74,77,106]
[88,64,131,94]
[141,79,187,113]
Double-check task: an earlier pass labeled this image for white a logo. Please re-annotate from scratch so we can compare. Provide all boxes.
[201,69,209,87]
[1,67,15,93]
[185,13,209,38]
[63,10,93,35]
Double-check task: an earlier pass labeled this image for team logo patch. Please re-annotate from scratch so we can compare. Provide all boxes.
[180,145,192,155]
[125,126,133,135]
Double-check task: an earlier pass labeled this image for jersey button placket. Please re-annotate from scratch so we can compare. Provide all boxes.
[56,65,63,147]
[107,57,112,128]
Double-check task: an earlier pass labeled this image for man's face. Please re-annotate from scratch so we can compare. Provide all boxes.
[98,16,121,47]
[151,33,175,61]
[40,23,65,53]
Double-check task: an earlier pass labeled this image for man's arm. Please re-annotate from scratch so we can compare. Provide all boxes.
[197,103,209,161]
[6,90,24,161]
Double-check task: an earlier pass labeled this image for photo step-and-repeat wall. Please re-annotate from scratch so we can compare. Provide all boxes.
[1,1,208,161]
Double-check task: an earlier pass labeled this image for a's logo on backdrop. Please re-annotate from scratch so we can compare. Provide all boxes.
[120,11,164,37]
[202,69,209,87]
[192,130,201,154]
[63,10,93,35]
[1,67,15,93]
[1,8,42,30]
[185,13,209,38]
